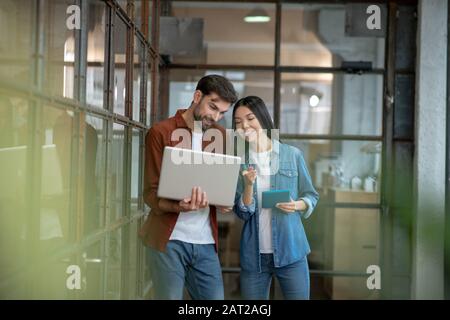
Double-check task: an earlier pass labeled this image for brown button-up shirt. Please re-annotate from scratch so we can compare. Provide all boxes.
[139,109,227,252]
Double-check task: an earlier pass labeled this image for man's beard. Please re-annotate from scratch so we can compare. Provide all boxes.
[193,105,214,131]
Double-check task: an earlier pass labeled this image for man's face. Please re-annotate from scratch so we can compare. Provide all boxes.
[192,90,231,131]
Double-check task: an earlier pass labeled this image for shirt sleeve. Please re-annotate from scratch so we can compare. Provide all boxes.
[238,194,256,213]
[143,127,164,212]
[296,150,319,219]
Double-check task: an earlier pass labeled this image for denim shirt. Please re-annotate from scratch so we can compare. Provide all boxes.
[233,140,319,272]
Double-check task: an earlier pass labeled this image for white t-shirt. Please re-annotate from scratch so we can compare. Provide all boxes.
[250,148,273,254]
[169,131,215,244]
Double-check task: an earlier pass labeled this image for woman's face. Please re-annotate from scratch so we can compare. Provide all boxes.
[234,106,263,143]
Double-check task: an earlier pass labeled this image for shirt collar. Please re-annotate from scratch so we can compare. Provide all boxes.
[174,109,189,128]
[272,139,281,155]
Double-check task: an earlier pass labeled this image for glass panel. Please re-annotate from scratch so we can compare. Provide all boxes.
[283,139,381,203]
[82,240,105,299]
[128,220,139,297]
[86,0,106,108]
[0,0,34,84]
[134,0,141,26]
[281,4,385,68]
[40,106,74,248]
[117,0,128,13]
[28,105,75,299]
[146,61,152,126]
[141,216,152,291]
[105,228,122,299]
[223,273,241,300]
[307,206,380,275]
[84,115,107,236]
[170,2,275,65]
[169,69,274,129]
[131,129,141,213]
[132,38,143,122]
[113,15,127,115]
[45,0,76,99]
[32,255,75,299]
[133,1,152,42]
[218,216,242,299]
[280,73,383,136]
[0,96,30,295]
[110,123,125,222]
[311,274,380,300]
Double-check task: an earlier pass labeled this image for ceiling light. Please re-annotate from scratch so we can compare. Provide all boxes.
[244,8,271,23]
[309,94,320,107]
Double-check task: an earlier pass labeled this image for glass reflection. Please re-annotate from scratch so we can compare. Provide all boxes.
[113,15,127,116]
[133,39,143,122]
[105,228,122,299]
[84,115,106,236]
[146,63,152,126]
[281,4,385,68]
[131,129,141,213]
[86,0,106,108]
[110,123,125,222]
[42,107,74,248]
[45,0,76,99]
[0,0,34,84]
[280,73,383,136]
[82,240,104,299]
[170,2,276,65]
[0,97,29,296]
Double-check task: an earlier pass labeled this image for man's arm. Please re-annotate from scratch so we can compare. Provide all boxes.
[143,127,182,213]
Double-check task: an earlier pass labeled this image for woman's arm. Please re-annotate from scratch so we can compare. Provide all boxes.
[296,150,319,219]
[233,168,257,221]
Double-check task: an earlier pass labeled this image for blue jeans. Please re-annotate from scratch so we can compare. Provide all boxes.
[240,254,310,300]
[147,240,224,300]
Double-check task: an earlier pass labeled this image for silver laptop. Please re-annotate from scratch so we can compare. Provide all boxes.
[157,146,242,206]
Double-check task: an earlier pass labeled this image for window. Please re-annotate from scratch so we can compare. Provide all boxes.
[280,73,383,136]
[169,2,276,66]
[86,0,107,108]
[113,15,128,115]
[281,4,385,68]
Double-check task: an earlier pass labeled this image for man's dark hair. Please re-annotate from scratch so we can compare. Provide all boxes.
[196,74,238,104]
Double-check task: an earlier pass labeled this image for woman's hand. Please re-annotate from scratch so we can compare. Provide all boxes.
[276,198,307,213]
[242,166,257,187]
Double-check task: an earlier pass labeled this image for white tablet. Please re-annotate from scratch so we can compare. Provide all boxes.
[157,146,242,206]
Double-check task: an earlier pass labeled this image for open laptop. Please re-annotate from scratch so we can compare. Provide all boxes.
[157,146,242,207]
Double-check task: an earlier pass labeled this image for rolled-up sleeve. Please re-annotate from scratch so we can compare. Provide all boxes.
[238,194,256,213]
[296,150,319,219]
[233,175,256,221]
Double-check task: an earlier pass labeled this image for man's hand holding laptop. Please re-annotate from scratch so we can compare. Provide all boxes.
[179,186,209,212]
[173,186,232,214]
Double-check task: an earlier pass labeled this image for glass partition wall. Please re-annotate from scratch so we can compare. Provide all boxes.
[0,0,157,299]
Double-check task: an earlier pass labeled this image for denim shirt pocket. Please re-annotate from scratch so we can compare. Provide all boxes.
[277,163,299,195]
